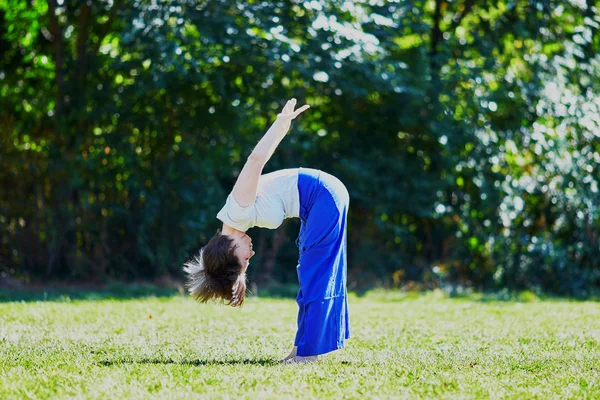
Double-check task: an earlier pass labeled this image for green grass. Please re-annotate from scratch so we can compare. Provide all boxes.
[1,289,599,399]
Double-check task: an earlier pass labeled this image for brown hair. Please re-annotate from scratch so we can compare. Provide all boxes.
[183,230,247,307]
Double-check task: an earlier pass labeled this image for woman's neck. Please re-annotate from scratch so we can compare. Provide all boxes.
[221,224,245,238]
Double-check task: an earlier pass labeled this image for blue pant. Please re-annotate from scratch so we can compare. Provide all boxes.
[294,168,350,356]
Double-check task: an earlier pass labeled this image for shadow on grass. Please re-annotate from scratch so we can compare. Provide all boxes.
[98,358,354,367]
[0,283,183,303]
[449,289,600,303]
[0,282,303,303]
[3,283,597,303]
[98,358,279,367]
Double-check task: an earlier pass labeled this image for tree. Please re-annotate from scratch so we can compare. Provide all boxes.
[0,0,599,296]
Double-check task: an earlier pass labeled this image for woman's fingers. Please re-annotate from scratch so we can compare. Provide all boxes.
[283,98,295,114]
[292,104,310,117]
[279,99,309,119]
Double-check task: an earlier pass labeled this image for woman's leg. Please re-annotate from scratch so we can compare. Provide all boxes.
[293,171,350,358]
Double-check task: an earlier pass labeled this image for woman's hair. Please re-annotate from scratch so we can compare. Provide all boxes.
[183,230,247,307]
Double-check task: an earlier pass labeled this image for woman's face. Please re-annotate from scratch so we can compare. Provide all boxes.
[232,233,255,271]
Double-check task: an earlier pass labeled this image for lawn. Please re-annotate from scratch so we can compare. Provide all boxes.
[0,289,598,399]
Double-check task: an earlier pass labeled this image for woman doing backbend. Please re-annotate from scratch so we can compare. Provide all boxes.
[184,98,350,363]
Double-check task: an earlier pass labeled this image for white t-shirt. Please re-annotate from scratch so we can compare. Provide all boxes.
[216,168,300,232]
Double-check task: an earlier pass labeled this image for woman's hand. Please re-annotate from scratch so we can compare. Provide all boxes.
[230,98,309,208]
[277,98,310,120]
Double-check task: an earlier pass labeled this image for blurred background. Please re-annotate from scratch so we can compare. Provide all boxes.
[0,0,599,298]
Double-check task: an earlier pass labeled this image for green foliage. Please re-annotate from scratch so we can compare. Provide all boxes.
[0,1,599,295]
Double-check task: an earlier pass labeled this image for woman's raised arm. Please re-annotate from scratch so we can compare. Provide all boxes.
[231,98,310,207]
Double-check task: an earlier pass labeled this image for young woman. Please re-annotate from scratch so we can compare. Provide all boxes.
[184,99,350,363]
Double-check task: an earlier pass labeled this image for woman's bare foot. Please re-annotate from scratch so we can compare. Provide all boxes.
[280,346,297,362]
[283,355,319,364]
